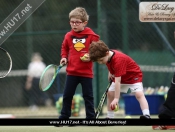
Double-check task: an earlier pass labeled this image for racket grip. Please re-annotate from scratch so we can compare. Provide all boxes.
[60,63,66,67]
[109,79,113,84]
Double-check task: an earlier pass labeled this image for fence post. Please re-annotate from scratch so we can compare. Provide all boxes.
[95,0,101,109]
[121,0,128,53]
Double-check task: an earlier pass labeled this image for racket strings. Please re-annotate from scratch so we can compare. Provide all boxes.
[0,50,12,78]
[39,65,57,91]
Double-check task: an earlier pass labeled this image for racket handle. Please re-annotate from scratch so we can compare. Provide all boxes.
[109,79,113,84]
[60,63,66,67]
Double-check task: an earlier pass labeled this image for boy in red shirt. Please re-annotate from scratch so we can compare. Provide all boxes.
[59,7,99,119]
[89,40,150,119]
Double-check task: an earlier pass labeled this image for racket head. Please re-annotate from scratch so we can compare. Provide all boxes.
[0,47,12,78]
[39,64,63,91]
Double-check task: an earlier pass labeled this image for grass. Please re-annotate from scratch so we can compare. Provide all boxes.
[0,126,157,132]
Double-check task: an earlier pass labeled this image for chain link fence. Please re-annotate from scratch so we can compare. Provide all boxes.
[0,0,175,117]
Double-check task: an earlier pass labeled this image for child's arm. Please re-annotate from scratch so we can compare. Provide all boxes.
[60,36,69,65]
[110,76,121,109]
[61,36,69,59]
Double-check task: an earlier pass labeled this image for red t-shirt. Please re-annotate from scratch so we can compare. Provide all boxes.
[61,27,99,78]
[106,50,143,84]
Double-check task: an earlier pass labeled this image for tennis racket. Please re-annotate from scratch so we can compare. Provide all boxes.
[0,47,12,78]
[95,80,112,119]
[39,63,65,91]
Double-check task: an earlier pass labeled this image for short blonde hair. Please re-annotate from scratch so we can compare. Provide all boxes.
[69,7,89,22]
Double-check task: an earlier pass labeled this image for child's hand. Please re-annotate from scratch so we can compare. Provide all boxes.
[110,98,119,110]
[80,53,90,62]
[108,72,115,81]
[60,58,67,65]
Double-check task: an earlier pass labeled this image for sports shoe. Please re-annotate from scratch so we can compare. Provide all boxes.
[152,125,167,130]
[140,115,151,119]
[152,125,175,130]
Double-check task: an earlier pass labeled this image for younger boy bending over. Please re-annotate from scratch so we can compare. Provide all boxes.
[89,40,150,119]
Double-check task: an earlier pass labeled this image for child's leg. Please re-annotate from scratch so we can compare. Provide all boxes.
[106,82,115,118]
[107,91,115,118]
[106,82,129,118]
[81,77,95,119]
[59,75,78,119]
[129,82,150,118]
[134,91,150,116]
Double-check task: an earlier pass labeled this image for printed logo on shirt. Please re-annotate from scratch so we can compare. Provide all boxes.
[134,78,139,80]
[71,35,88,51]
